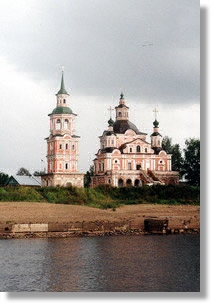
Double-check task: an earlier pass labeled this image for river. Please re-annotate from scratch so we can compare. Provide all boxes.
[0,234,199,292]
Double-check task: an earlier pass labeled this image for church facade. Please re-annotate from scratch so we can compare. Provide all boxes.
[92,93,179,187]
[41,72,84,187]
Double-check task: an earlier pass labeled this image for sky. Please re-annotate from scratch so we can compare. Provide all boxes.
[0,0,200,175]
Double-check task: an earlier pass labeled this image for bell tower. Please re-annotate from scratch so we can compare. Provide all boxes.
[42,71,84,187]
[115,93,129,121]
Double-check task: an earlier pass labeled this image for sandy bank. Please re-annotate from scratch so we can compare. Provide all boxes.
[0,202,200,238]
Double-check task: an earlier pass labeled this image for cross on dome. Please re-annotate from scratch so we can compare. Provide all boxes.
[153,108,159,120]
[107,106,114,118]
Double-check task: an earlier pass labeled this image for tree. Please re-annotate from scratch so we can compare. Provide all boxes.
[0,172,9,186]
[162,136,184,174]
[33,170,45,176]
[84,165,94,188]
[17,167,31,176]
[183,138,200,186]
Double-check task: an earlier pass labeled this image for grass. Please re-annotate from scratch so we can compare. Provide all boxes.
[0,184,200,208]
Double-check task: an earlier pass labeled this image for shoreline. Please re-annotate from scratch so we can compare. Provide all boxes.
[0,202,200,239]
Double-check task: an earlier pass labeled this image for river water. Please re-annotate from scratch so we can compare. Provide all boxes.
[0,234,199,292]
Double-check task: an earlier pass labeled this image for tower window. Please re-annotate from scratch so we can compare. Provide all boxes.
[65,163,68,169]
[128,162,132,170]
[72,145,75,150]
[56,119,61,130]
[145,148,147,153]
[130,148,132,152]
[66,144,68,149]
[59,144,62,149]
[137,145,141,153]
[119,112,122,117]
[63,99,66,104]
[64,119,69,130]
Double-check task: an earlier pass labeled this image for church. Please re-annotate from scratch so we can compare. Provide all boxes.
[92,93,179,187]
[41,72,84,187]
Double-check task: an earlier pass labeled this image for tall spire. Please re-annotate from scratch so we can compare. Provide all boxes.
[57,71,69,95]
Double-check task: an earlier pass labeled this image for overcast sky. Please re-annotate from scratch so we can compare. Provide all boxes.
[0,0,200,175]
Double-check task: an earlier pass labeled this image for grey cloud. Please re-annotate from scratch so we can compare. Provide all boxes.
[0,0,199,103]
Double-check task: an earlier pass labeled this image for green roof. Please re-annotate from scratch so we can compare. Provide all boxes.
[56,72,69,95]
[151,131,162,137]
[49,107,73,115]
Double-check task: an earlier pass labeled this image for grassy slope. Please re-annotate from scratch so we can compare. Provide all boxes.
[0,185,200,209]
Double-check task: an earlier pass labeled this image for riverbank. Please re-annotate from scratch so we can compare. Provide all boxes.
[0,202,200,238]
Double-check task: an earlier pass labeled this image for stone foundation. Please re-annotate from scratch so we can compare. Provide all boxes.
[41,173,84,187]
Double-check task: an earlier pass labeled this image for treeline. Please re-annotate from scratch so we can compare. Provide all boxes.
[0,185,200,209]
[162,137,200,186]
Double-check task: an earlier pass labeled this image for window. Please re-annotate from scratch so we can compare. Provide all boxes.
[56,119,61,130]
[128,162,132,170]
[136,164,141,170]
[137,145,141,153]
[130,148,132,152]
[63,99,66,104]
[59,144,62,149]
[64,119,69,129]
[65,163,68,169]
[66,144,68,150]
[145,148,147,153]
[72,145,75,151]
[119,112,122,117]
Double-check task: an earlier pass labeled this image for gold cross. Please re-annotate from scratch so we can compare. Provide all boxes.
[153,108,159,120]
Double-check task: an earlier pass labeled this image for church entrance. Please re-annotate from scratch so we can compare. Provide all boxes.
[118,179,124,187]
[134,179,140,187]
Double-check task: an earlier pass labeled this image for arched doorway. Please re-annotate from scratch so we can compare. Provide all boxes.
[126,179,132,186]
[66,182,72,187]
[118,179,124,187]
[134,179,140,187]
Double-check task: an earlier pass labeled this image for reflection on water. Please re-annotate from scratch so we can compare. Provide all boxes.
[0,235,200,292]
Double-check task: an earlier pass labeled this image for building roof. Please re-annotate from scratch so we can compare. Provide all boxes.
[113,120,147,135]
[6,175,41,186]
[49,106,73,115]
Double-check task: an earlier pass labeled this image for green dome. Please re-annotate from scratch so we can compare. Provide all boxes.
[50,107,73,115]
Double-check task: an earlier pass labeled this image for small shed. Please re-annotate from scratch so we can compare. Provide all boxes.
[5,176,41,187]
[144,218,168,233]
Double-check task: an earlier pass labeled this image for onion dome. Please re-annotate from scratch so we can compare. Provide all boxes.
[108,117,114,127]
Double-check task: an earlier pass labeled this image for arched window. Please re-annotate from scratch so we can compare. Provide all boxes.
[136,145,141,152]
[65,163,68,170]
[145,148,147,153]
[126,179,132,186]
[63,99,66,104]
[56,119,61,130]
[119,112,122,117]
[64,119,69,129]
